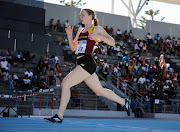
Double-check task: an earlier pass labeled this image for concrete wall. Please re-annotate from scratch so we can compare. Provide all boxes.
[0,0,44,9]
[44,3,180,41]
[33,108,135,118]
[154,113,180,120]
[44,3,81,28]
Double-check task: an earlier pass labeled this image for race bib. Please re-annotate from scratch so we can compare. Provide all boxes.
[75,40,87,54]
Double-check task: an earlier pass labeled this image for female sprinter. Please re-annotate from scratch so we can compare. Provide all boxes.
[44,8,131,123]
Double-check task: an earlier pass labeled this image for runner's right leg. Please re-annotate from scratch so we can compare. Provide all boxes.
[57,65,91,119]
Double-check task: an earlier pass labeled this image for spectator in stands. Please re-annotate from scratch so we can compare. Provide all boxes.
[131,90,137,101]
[109,27,114,38]
[0,69,2,82]
[0,57,9,71]
[40,66,49,86]
[154,33,161,44]
[123,74,132,86]
[56,63,63,83]
[96,60,103,75]
[113,44,120,54]
[102,59,108,71]
[121,65,127,77]
[139,40,143,50]
[154,57,159,68]
[64,20,70,29]
[121,43,128,51]
[122,54,129,63]
[12,72,19,87]
[172,36,177,43]
[77,22,83,29]
[37,57,45,73]
[104,26,109,33]
[171,45,175,55]
[138,74,146,86]
[128,61,134,73]
[48,68,55,86]
[102,59,109,78]
[131,97,143,118]
[176,37,180,50]
[165,41,171,54]
[101,46,107,55]
[2,69,9,83]
[150,57,155,66]
[0,51,6,60]
[145,93,151,112]
[128,30,134,42]
[50,18,55,31]
[159,54,165,69]
[139,82,147,95]
[5,48,14,64]
[146,32,153,44]
[71,85,80,107]
[22,51,33,62]
[159,37,165,51]
[116,28,122,40]
[73,26,78,37]
[14,49,25,67]
[54,67,60,86]
[55,19,63,32]
[177,72,180,85]
[22,74,32,91]
[39,79,48,89]
[95,60,100,73]
[48,54,55,70]
[163,82,175,98]
[118,51,123,60]
[59,36,69,46]
[97,45,102,54]
[32,69,38,85]
[43,53,49,68]
[123,30,129,42]
[142,43,148,56]
[166,35,171,43]
[24,68,33,80]
[54,53,59,65]
[121,81,127,95]
[134,41,141,54]
[108,61,113,73]
[113,63,119,75]
[93,52,99,61]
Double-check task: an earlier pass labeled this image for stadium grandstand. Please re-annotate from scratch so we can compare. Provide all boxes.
[0,0,180,131]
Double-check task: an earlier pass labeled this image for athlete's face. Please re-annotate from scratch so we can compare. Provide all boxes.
[80,10,92,24]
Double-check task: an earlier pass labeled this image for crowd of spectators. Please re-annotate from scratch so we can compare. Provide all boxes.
[89,26,180,114]
[151,33,180,57]
[49,19,70,32]
[0,48,35,86]
[0,48,63,92]
[37,53,62,88]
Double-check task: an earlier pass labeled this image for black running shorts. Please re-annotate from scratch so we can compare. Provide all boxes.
[77,54,96,75]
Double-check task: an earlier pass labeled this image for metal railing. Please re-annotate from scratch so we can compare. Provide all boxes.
[111,72,146,107]
[153,99,180,114]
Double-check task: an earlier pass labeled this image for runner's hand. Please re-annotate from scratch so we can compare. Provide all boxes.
[65,26,73,38]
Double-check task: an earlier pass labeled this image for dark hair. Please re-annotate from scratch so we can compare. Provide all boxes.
[82,8,99,26]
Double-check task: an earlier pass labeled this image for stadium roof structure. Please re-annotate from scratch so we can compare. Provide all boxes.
[114,0,180,28]
[154,0,180,5]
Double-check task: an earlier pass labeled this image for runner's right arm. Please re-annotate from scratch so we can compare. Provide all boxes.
[65,26,83,52]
